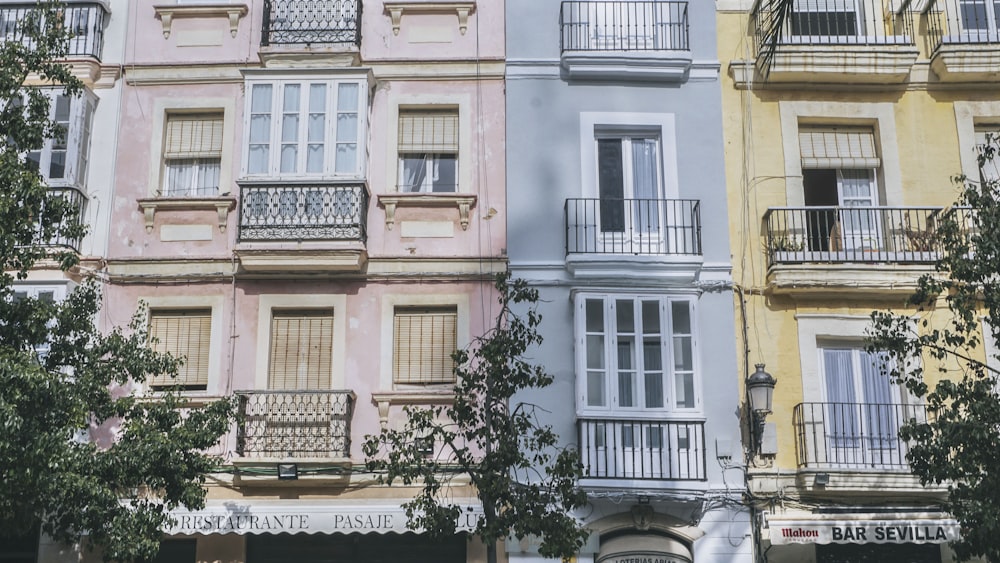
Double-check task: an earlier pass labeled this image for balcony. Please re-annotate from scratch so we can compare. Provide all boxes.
[565,198,702,281]
[261,0,361,47]
[747,0,917,84]
[236,183,369,273]
[235,390,355,460]
[559,1,692,81]
[37,187,85,253]
[0,2,106,61]
[923,0,1000,80]
[578,418,706,481]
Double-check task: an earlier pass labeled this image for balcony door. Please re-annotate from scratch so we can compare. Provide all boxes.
[958,0,1000,41]
[820,347,902,468]
[582,1,675,50]
[597,136,665,253]
[791,0,862,39]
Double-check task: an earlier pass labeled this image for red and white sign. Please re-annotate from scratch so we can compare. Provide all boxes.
[769,519,960,545]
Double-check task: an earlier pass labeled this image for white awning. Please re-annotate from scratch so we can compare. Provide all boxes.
[164,499,483,536]
[768,517,960,545]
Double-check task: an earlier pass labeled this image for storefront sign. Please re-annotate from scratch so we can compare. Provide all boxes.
[164,501,483,535]
[769,519,960,545]
[600,556,687,563]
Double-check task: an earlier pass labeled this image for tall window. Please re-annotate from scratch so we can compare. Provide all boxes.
[148,310,212,391]
[24,90,95,188]
[799,126,881,252]
[245,79,363,178]
[397,109,459,193]
[268,310,334,390]
[393,306,458,384]
[959,0,1000,36]
[578,295,696,413]
[975,124,1000,182]
[162,113,223,197]
[597,135,662,238]
[819,345,901,462]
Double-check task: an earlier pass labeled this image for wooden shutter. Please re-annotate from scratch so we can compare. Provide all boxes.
[148,310,211,390]
[799,126,880,169]
[164,113,224,159]
[268,310,334,390]
[393,307,458,384]
[398,110,459,153]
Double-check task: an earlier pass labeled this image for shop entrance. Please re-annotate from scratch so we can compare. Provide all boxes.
[817,542,942,563]
[247,532,467,563]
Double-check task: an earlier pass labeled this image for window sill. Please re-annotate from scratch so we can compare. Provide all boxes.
[371,389,455,429]
[137,196,236,233]
[153,4,248,39]
[383,1,476,36]
[377,193,477,231]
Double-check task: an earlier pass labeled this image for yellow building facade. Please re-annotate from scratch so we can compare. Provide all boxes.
[717,1,998,561]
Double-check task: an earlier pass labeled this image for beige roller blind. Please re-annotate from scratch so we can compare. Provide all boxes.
[268,310,334,390]
[393,307,458,384]
[799,126,880,169]
[398,110,459,153]
[164,113,224,159]
[148,310,211,390]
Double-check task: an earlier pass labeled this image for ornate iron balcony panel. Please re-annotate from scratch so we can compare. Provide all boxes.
[36,187,85,253]
[236,390,355,459]
[560,1,689,52]
[238,183,369,242]
[0,3,106,60]
[262,0,361,46]
[794,401,927,470]
[565,198,702,255]
[577,418,706,481]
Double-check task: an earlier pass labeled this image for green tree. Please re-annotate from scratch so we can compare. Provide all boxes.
[868,137,1000,561]
[364,273,589,563]
[0,3,232,561]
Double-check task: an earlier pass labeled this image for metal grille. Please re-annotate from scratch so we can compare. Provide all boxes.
[262,0,361,46]
[34,187,85,253]
[923,0,1000,53]
[0,3,106,60]
[794,402,927,469]
[560,1,689,52]
[577,418,706,481]
[565,198,701,255]
[236,390,355,458]
[238,183,369,242]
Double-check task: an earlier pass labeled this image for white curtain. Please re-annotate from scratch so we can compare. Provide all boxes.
[823,349,860,448]
[631,139,660,233]
[860,351,898,449]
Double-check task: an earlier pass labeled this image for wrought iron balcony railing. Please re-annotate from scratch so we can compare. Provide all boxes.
[0,2,106,60]
[751,0,914,51]
[764,206,950,266]
[560,1,689,52]
[36,187,85,253]
[922,0,1000,53]
[238,183,368,242]
[578,418,706,481]
[566,198,701,255]
[794,402,927,470]
[261,0,361,46]
[235,390,355,459]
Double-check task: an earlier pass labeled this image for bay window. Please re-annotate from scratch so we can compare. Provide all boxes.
[577,294,698,414]
[25,90,95,189]
[244,77,365,178]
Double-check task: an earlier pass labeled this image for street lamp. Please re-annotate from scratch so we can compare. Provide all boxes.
[746,363,776,456]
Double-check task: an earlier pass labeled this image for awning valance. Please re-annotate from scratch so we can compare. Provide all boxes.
[164,499,483,536]
[768,518,960,545]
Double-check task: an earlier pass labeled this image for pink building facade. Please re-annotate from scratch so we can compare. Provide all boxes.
[97,2,505,562]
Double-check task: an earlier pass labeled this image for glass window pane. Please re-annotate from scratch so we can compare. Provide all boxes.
[616,299,634,332]
[309,84,326,112]
[250,114,270,144]
[671,301,691,334]
[644,372,664,408]
[308,114,324,142]
[248,145,268,174]
[337,83,359,111]
[642,300,660,334]
[586,335,604,369]
[673,335,692,371]
[49,151,66,178]
[280,145,297,173]
[617,337,634,370]
[337,113,358,143]
[335,143,356,173]
[306,144,324,173]
[54,95,70,122]
[619,371,635,407]
[675,373,694,408]
[643,337,662,370]
[587,372,605,407]
[585,299,604,332]
[283,84,300,111]
[251,84,272,112]
[281,114,299,143]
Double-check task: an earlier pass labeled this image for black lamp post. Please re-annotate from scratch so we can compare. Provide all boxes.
[746,363,776,456]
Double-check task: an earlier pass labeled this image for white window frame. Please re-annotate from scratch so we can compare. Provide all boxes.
[242,73,368,180]
[25,89,96,189]
[378,293,470,391]
[954,102,1000,182]
[140,294,225,397]
[574,293,701,418]
[254,294,347,390]
[580,112,680,201]
[147,97,237,197]
[160,112,224,197]
[385,94,472,194]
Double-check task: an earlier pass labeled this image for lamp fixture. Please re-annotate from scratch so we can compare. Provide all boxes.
[746,363,777,457]
[276,463,298,480]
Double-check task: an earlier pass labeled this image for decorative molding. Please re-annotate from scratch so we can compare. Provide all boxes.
[383,1,476,36]
[153,4,248,39]
[235,247,368,273]
[125,63,248,85]
[377,193,477,231]
[136,197,236,233]
[371,390,455,429]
